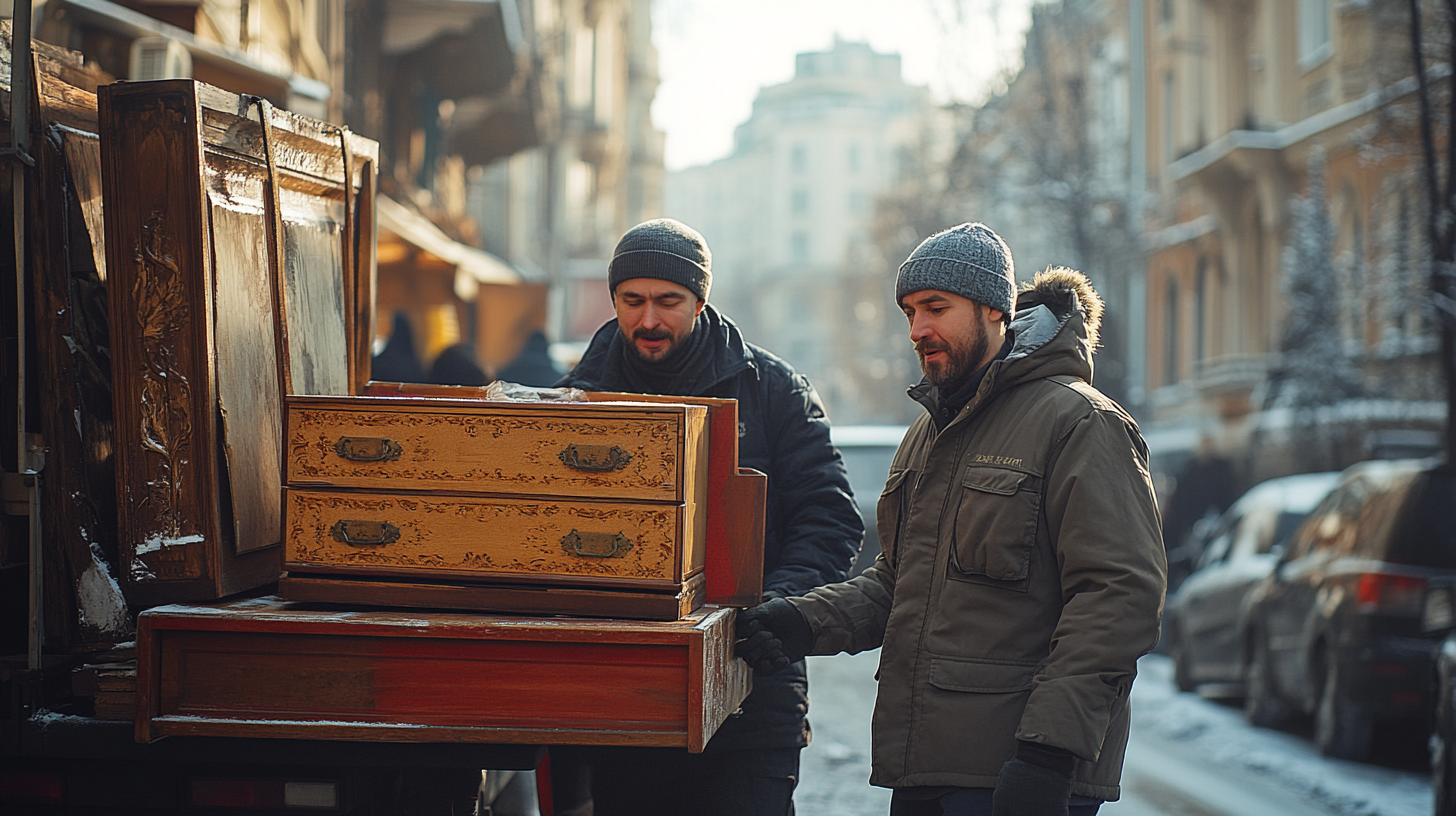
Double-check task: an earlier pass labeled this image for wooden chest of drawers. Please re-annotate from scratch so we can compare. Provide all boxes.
[278,395,757,619]
[137,597,751,752]
[99,83,766,616]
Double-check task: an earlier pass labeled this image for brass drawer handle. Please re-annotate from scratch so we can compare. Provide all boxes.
[558,444,633,472]
[330,519,401,546]
[334,437,403,462]
[561,530,633,558]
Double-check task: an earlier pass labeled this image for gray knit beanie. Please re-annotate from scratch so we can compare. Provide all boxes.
[608,218,712,301]
[895,222,1016,314]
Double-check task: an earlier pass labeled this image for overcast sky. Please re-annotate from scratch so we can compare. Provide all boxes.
[651,0,1037,171]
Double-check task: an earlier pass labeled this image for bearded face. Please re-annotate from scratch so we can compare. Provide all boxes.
[612,278,704,363]
[916,316,990,387]
[901,290,1002,389]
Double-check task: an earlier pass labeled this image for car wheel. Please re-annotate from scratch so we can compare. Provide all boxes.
[1436,663,1456,816]
[1314,656,1373,761]
[1436,726,1456,816]
[1243,636,1290,729]
[1170,624,1197,693]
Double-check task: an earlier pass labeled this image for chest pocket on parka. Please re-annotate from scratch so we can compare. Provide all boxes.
[877,469,914,568]
[950,465,1041,584]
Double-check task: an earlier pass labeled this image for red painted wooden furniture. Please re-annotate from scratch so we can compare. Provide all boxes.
[137,596,750,753]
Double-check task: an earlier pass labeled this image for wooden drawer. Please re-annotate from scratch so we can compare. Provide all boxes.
[285,488,705,589]
[286,395,709,503]
[137,597,751,752]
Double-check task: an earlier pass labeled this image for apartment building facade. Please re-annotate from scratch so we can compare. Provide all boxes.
[1140,0,1442,489]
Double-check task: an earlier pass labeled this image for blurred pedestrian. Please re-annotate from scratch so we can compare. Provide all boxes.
[495,330,560,387]
[552,217,864,816]
[371,312,426,383]
[735,223,1167,816]
[425,343,489,386]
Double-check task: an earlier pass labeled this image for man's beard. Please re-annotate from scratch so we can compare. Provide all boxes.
[916,319,990,388]
[628,326,688,364]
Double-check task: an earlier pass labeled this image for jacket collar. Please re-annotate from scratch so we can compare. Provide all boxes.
[562,302,757,395]
[905,271,1101,431]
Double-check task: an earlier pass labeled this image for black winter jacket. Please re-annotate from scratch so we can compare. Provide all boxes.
[558,305,863,749]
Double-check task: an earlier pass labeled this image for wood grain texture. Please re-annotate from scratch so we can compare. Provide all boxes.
[688,607,751,752]
[280,194,350,396]
[285,489,689,586]
[360,382,495,399]
[277,572,706,621]
[349,166,378,395]
[137,598,749,750]
[584,392,766,606]
[59,132,108,280]
[28,77,115,648]
[101,80,378,602]
[103,81,220,600]
[717,469,768,606]
[285,396,702,502]
[210,203,284,555]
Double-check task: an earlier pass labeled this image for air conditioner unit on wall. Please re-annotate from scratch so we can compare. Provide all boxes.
[130,38,192,81]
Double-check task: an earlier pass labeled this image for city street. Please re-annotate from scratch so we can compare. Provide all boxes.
[798,651,1432,816]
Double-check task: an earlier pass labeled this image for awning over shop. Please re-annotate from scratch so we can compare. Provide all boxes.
[380,0,545,165]
[375,195,520,302]
[52,0,331,107]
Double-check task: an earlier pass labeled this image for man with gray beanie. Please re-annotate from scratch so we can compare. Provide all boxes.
[552,218,863,816]
[734,222,1166,816]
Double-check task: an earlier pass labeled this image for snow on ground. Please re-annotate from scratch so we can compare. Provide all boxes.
[1132,654,1432,816]
[796,650,1433,816]
[798,649,891,816]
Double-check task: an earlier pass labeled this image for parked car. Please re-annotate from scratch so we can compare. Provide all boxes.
[831,425,908,576]
[1163,471,1340,695]
[1241,458,1456,761]
[1423,577,1456,815]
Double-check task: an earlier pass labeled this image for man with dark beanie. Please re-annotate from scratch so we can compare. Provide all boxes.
[734,223,1166,816]
[552,217,863,816]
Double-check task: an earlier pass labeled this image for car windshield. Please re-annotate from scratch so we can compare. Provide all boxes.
[1265,511,1310,555]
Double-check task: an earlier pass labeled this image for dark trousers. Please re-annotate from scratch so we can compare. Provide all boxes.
[550,744,800,816]
[889,788,1102,816]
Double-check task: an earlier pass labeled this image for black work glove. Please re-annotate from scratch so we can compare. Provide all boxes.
[992,741,1076,816]
[733,598,813,676]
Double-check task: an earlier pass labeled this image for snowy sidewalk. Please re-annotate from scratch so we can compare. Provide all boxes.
[796,650,1433,816]
[1125,655,1432,816]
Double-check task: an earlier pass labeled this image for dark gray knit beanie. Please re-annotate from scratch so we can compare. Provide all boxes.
[895,222,1016,314]
[608,218,712,301]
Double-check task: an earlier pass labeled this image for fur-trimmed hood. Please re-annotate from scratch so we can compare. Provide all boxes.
[1016,266,1103,349]
[999,266,1105,387]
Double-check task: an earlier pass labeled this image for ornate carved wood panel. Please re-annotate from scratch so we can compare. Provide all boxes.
[101,80,378,604]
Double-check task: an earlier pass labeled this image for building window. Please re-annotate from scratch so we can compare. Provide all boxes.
[848,143,861,173]
[848,190,868,216]
[791,144,807,172]
[1161,0,1173,26]
[1163,71,1175,163]
[571,28,595,109]
[792,189,809,215]
[791,231,809,263]
[1193,258,1207,372]
[1298,0,1332,68]
[1164,275,1180,385]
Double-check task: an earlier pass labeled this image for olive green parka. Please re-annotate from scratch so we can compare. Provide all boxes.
[787,268,1166,801]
